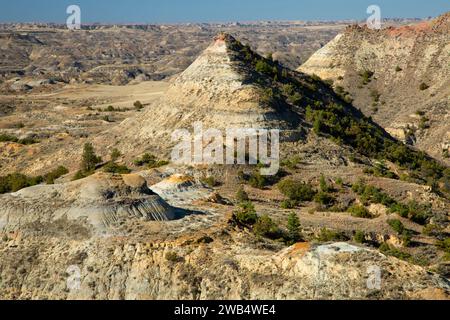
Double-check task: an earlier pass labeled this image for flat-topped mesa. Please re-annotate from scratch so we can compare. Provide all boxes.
[343,12,450,37]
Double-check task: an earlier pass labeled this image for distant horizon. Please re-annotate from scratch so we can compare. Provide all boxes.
[0,17,430,26]
[0,0,449,24]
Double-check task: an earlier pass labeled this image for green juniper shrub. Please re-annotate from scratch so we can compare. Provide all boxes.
[317,228,349,242]
[234,201,258,226]
[73,143,102,180]
[314,191,336,206]
[364,161,398,179]
[0,173,43,194]
[387,219,405,235]
[248,171,268,189]
[281,199,299,209]
[278,179,316,202]
[0,133,18,143]
[236,186,249,202]
[245,167,285,189]
[389,202,410,218]
[19,137,39,145]
[44,166,69,184]
[110,148,122,162]
[134,101,144,110]
[72,170,89,181]
[419,117,430,130]
[351,180,396,207]
[419,82,430,91]
[253,214,283,240]
[81,143,102,173]
[201,176,220,188]
[102,115,113,122]
[416,110,426,116]
[134,153,168,169]
[379,243,412,260]
[281,155,301,170]
[401,230,413,247]
[405,201,432,225]
[103,162,131,174]
[348,204,373,219]
[0,134,38,145]
[149,160,169,169]
[255,59,275,76]
[287,212,302,244]
[319,174,330,193]
[353,230,366,244]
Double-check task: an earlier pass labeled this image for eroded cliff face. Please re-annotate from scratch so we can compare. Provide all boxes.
[1,222,448,300]
[0,171,448,300]
[0,173,179,234]
[299,13,450,162]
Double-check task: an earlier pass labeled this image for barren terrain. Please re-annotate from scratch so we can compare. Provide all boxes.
[0,18,449,300]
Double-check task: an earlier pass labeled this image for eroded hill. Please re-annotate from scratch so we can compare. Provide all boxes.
[299,12,450,163]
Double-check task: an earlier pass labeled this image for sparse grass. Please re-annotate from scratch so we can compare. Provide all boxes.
[359,70,374,85]
[165,252,181,263]
[101,115,114,122]
[422,224,443,237]
[236,186,249,202]
[436,239,450,260]
[134,153,169,169]
[370,89,381,103]
[0,134,38,145]
[281,155,301,170]
[201,176,220,188]
[419,116,430,130]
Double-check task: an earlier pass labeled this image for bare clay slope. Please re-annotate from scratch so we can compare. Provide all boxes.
[299,12,450,162]
[105,33,378,156]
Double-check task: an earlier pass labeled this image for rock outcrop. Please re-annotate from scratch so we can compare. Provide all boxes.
[0,173,179,234]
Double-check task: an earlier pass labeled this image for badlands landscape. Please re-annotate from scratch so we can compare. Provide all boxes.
[0,15,449,300]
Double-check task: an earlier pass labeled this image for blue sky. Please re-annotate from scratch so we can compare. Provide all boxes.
[0,0,449,23]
